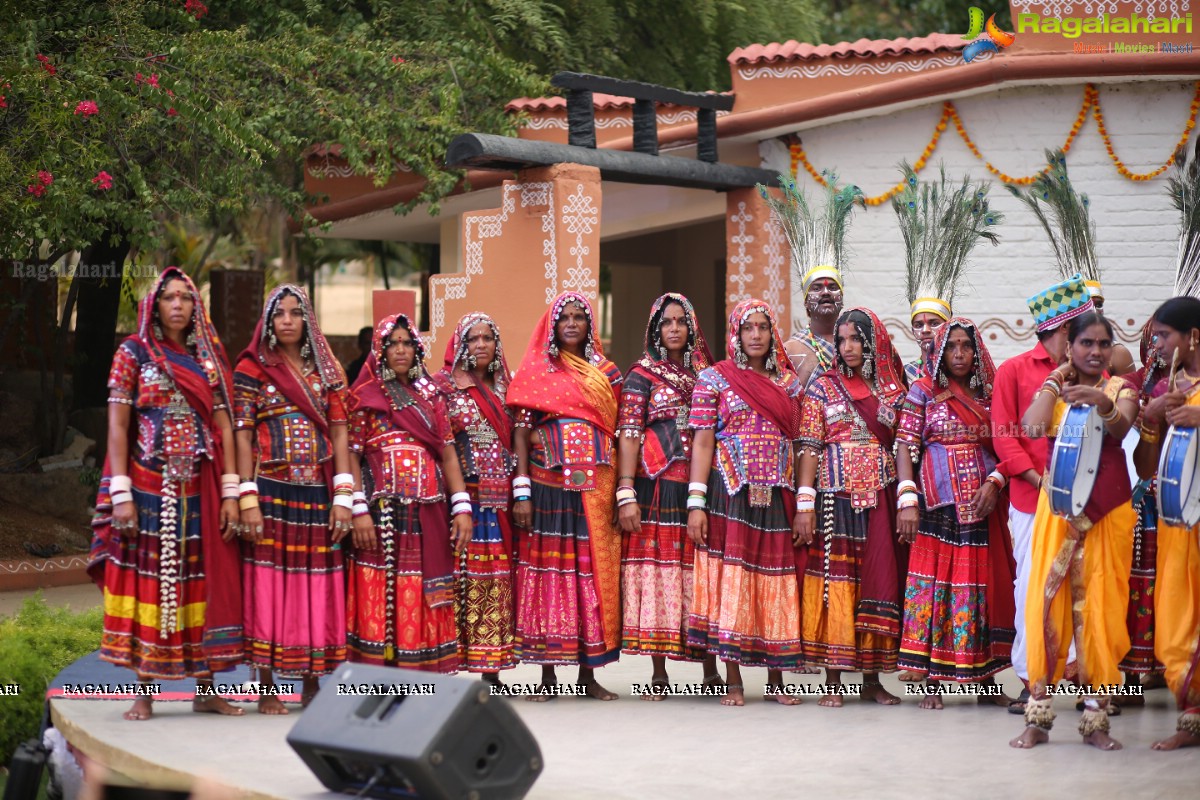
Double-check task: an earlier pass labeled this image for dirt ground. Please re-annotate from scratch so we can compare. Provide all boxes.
[0,502,92,560]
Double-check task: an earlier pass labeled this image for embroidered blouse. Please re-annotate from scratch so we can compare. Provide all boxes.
[797,374,897,509]
[688,367,802,495]
[233,359,347,482]
[349,377,452,503]
[108,340,219,468]
[896,382,997,524]
[617,367,694,479]
[432,378,515,509]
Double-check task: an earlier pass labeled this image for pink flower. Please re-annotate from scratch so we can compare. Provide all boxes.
[35,54,56,75]
[147,73,159,88]
[0,96,6,109]
[37,170,53,186]
[74,100,99,116]
[391,56,406,64]
[184,0,209,19]
[167,107,178,117]
[27,183,44,197]
[92,171,114,191]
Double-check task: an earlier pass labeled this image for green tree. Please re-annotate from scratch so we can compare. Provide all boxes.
[820,0,1013,44]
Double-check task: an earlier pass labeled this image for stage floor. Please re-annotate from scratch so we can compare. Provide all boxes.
[50,654,1200,799]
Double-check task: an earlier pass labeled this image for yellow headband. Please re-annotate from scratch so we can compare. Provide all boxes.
[910,297,951,322]
[1084,279,1103,301]
[802,265,844,294]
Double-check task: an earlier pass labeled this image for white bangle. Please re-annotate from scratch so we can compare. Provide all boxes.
[686,496,706,510]
[239,481,258,495]
[333,472,353,486]
[897,480,918,494]
[352,490,367,503]
[797,500,815,512]
[987,470,1007,488]
[451,500,472,512]
[331,495,354,509]
[221,486,239,500]
[221,472,239,484]
[897,498,919,511]
[512,476,532,487]
[450,491,471,506]
[688,482,708,494]
[110,475,132,493]
[111,491,133,506]
[351,502,369,515]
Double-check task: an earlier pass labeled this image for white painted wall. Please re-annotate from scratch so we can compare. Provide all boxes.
[763,79,1196,365]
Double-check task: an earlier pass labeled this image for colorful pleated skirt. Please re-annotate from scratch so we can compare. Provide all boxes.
[686,478,803,669]
[243,475,346,677]
[622,463,705,660]
[899,505,1012,681]
[458,481,517,672]
[347,497,459,673]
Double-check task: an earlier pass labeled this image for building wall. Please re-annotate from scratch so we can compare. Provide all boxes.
[764,79,1197,365]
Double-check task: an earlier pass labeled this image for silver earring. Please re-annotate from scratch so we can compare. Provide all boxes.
[838,360,852,378]
[268,331,277,349]
[657,345,667,360]
[969,373,981,389]
[683,349,692,369]
[153,322,163,340]
[408,365,421,380]
[466,353,477,369]
[380,364,395,381]
[584,342,594,361]
[301,341,311,359]
[938,372,949,387]
[488,359,499,373]
[862,355,874,380]
[766,352,777,372]
[548,342,559,358]
[735,349,748,367]
[186,330,196,347]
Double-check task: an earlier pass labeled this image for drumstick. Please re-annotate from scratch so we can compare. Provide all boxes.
[1169,348,1180,393]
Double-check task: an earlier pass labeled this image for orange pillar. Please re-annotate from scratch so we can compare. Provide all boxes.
[724,186,791,336]
[427,163,602,360]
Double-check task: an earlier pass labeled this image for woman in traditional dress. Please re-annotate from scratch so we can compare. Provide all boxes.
[233,285,352,711]
[346,314,472,673]
[1011,311,1138,750]
[1140,296,1200,750]
[617,293,721,697]
[89,266,244,720]
[431,312,518,685]
[895,317,1015,708]
[507,292,622,700]
[796,307,908,707]
[686,298,806,707]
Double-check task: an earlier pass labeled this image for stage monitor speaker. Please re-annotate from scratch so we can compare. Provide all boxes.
[287,663,542,800]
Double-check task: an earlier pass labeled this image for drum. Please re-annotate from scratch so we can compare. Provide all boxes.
[1157,424,1200,528]
[1048,405,1104,518]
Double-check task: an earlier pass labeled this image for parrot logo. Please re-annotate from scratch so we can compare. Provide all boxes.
[961,7,1015,62]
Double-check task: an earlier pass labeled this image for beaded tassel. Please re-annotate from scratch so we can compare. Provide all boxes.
[380,499,397,662]
[158,479,180,637]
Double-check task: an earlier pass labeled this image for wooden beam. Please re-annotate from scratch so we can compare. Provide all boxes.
[551,72,733,111]
[446,133,778,192]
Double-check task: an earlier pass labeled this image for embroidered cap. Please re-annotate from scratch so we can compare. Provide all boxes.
[1027,273,1095,333]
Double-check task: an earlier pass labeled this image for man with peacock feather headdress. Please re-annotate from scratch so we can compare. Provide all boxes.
[891,164,1002,386]
[758,172,863,388]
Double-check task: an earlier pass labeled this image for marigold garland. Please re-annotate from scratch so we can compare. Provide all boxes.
[789,80,1200,200]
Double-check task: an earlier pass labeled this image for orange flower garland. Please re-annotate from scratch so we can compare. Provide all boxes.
[789,80,1200,197]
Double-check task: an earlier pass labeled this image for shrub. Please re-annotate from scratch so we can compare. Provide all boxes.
[0,595,102,765]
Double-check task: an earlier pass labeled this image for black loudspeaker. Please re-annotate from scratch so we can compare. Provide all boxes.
[287,663,542,800]
[3,739,46,800]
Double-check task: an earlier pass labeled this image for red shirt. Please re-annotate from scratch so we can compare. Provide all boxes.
[992,341,1057,513]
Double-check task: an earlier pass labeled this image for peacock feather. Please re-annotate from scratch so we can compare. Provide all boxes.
[1168,136,1200,298]
[758,171,864,278]
[1007,149,1099,282]
[892,162,1002,307]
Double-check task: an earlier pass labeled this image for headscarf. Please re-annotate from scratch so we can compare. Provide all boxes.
[919,317,998,450]
[632,293,714,393]
[236,284,345,438]
[348,313,455,608]
[88,266,242,670]
[713,298,799,439]
[832,307,906,407]
[507,292,619,435]
[924,316,997,400]
[436,312,513,447]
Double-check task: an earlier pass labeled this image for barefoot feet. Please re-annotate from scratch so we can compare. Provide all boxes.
[124,697,153,721]
[1010,726,1050,749]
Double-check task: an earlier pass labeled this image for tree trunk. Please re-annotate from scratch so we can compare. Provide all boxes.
[72,233,131,410]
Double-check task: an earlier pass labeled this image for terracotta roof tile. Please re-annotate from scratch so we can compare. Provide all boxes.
[728,33,967,64]
[506,91,732,113]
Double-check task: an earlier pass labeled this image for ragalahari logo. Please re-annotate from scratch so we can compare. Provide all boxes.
[961,7,1015,62]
